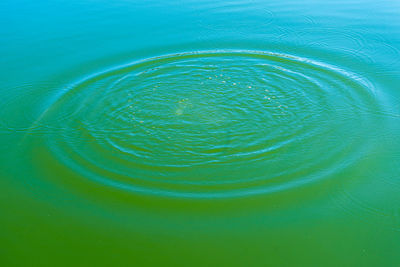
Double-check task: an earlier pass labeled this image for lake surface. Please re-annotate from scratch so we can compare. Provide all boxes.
[1,0,400,265]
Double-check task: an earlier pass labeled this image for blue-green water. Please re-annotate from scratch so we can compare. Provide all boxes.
[1,0,400,266]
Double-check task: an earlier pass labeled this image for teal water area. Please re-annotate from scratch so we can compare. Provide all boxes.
[1,0,400,266]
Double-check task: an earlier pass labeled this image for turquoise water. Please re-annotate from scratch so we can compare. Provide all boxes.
[1,0,400,266]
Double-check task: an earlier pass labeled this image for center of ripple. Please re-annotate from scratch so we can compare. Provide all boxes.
[41,50,378,198]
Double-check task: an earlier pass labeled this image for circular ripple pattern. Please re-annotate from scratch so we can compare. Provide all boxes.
[39,50,381,198]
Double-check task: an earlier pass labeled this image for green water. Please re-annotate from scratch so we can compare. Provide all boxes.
[1,0,400,266]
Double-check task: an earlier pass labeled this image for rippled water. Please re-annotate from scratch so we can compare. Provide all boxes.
[1,0,400,266]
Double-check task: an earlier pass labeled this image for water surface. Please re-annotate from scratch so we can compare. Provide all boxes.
[1,0,400,266]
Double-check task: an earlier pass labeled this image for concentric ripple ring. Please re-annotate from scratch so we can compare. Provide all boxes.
[36,50,383,199]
